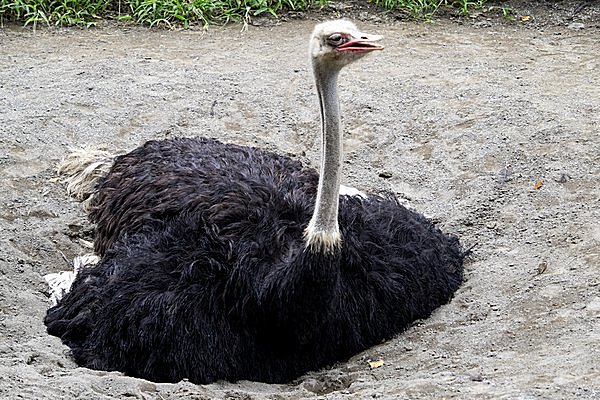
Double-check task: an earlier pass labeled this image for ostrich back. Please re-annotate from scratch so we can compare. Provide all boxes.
[89,137,318,256]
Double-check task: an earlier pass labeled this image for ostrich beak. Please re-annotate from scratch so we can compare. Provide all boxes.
[337,33,384,53]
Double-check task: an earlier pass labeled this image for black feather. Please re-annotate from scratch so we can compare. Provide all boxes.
[45,137,465,384]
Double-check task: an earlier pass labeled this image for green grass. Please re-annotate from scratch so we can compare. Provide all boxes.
[119,0,318,27]
[0,0,321,27]
[0,0,498,28]
[1,0,108,27]
[373,0,500,20]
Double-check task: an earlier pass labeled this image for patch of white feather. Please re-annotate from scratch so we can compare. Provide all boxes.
[303,228,342,254]
[338,185,431,218]
[339,184,367,198]
[57,148,116,210]
[44,253,100,306]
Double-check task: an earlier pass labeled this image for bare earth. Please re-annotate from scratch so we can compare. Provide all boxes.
[0,4,599,399]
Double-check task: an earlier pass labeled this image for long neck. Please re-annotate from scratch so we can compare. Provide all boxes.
[304,62,343,253]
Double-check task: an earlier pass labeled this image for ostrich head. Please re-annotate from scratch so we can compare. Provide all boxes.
[310,20,384,71]
[304,20,383,254]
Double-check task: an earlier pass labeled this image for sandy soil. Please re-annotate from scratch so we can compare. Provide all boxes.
[1,3,599,399]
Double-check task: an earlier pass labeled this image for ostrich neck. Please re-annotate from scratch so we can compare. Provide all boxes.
[304,63,343,253]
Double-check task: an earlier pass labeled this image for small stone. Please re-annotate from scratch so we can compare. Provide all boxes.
[138,382,157,392]
[474,21,492,28]
[498,167,512,182]
[585,297,600,313]
[567,22,585,30]
[554,173,571,183]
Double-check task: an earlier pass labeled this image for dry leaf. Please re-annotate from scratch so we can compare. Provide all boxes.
[521,15,531,22]
[368,359,384,369]
[534,179,543,190]
[536,261,548,275]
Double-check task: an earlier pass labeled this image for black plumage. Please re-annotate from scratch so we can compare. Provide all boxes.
[45,137,464,384]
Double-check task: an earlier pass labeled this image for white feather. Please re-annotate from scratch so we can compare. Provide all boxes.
[339,184,367,198]
[44,253,100,306]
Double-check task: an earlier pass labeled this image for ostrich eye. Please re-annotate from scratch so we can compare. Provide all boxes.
[327,33,345,47]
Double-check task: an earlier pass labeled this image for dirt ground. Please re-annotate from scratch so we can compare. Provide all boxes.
[1,2,599,399]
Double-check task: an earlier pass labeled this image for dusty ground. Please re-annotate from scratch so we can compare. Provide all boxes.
[1,2,599,399]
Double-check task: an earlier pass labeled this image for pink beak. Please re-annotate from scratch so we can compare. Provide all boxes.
[337,34,384,53]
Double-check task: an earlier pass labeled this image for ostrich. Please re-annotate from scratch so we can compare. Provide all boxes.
[45,20,466,384]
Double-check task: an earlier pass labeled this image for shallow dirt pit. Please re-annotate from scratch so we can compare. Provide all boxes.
[1,9,599,400]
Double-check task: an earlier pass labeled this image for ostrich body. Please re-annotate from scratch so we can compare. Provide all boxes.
[45,20,465,384]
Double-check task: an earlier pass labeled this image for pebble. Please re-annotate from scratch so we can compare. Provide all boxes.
[585,297,600,313]
[567,22,585,30]
[554,173,571,183]
[474,21,492,28]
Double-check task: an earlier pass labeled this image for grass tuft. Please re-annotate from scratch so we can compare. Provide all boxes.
[1,0,108,28]
[373,0,491,20]
[0,0,494,28]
